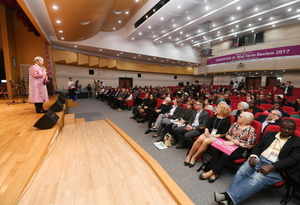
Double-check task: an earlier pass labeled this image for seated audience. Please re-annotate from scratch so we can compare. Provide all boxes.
[150,98,183,139]
[247,100,263,116]
[231,102,249,121]
[255,110,282,134]
[116,89,133,111]
[86,84,92,97]
[144,97,172,133]
[174,100,210,149]
[137,93,157,122]
[265,102,290,118]
[256,94,269,105]
[204,98,214,110]
[162,101,194,145]
[291,107,300,119]
[214,119,300,205]
[200,112,256,183]
[185,102,231,168]
[131,93,149,119]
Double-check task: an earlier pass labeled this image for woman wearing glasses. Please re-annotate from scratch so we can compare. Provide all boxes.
[199,112,256,183]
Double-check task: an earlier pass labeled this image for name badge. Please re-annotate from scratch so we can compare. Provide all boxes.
[268,151,278,163]
[211,129,217,136]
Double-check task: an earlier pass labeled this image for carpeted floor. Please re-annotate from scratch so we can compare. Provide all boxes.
[69,98,299,205]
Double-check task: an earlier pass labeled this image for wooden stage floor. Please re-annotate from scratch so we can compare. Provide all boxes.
[0,96,193,205]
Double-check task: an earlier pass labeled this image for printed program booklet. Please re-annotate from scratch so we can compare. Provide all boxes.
[153,142,168,150]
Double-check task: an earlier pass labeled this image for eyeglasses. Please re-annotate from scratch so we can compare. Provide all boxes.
[238,116,244,118]
[194,103,201,106]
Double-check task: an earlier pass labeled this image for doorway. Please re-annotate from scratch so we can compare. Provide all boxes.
[246,77,261,89]
[266,77,277,87]
[119,77,133,88]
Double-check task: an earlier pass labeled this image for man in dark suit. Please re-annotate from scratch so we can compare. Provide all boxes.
[214,119,300,205]
[248,100,263,116]
[282,81,294,97]
[255,110,282,134]
[174,100,210,149]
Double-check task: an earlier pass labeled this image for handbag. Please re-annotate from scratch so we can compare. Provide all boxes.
[164,133,173,147]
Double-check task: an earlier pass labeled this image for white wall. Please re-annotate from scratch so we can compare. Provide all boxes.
[54,64,212,91]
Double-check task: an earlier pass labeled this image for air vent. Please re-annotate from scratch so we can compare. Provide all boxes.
[80,20,90,25]
[114,10,122,14]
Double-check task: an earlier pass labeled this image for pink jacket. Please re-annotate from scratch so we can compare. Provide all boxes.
[28,64,49,103]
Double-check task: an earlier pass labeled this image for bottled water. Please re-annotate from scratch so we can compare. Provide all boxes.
[254,157,261,170]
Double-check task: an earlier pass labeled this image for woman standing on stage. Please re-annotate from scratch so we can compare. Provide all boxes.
[28,56,49,113]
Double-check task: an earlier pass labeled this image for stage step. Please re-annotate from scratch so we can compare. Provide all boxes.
[67,99,78,107]
[75,118,85,123]
[64,113,75,124]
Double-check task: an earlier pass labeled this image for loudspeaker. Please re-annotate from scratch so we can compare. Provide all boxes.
[49,100,63,112]
[34,110,59,130]
[58,93,66,104]
[137,73,141,77]
[174,76,177,79]
[89,70,94,75]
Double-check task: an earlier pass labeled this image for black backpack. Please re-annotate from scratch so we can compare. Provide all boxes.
[196,153,212,172]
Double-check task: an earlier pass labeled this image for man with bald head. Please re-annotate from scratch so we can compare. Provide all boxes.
[214,119,300,205]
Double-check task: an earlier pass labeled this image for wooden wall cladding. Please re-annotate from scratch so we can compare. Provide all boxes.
[52,49,194,75]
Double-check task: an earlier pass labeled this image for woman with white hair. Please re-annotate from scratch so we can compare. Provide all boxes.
[231,101,249,121]
[28,56,49,113]
[199,112,256,183]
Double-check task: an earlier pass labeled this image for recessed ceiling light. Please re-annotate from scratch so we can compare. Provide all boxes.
[231,17,234,20]
[139,32,142,35]
[180,31,183,34]
[160,41,162,43]
[132,37,134,40]
[138,55,141,57]
[169,36,172,39]
[237,6,241,10]
[173,24,176,27]
[297,9,300,12]
[218,31,220,33]
[212,24,215,27]
[146,15,148,18]
[134,56,136,59]
[125,11,129,14]
[113,10,122,14]
[148,26,151,29]
[80,20,90,25]
[288,8,292,12]
[135,0,139,2]
[206,6,209,10]
[153,35,156,38]
[118,21,121,23]
[236,25,239,28]
[117,54,119,56]
[59,30,63,33]
[258,18,262,21]
[113,28,116,30]
[270,17,273,20]
[255,8,258,11]
[61,37,64,40]
[252,30,254,32]
[234,34,237,37]
[52,5,58,10]
[178,5,181,9]
[162,30,165,33]
[56,20,61,23]
[272,24,275,27]
[120,52,123,54]
[187,16,190,19]
[74,45,77,47]
[99,49,102,51]
[249,24,252,26]
[161,17,164,20]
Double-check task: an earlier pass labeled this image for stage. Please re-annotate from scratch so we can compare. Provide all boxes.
[0,96,193,205]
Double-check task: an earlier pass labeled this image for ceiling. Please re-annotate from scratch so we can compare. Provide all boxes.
[18,0,300,71]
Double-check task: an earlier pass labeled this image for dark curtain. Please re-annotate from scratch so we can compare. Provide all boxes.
[0,0,40,36]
